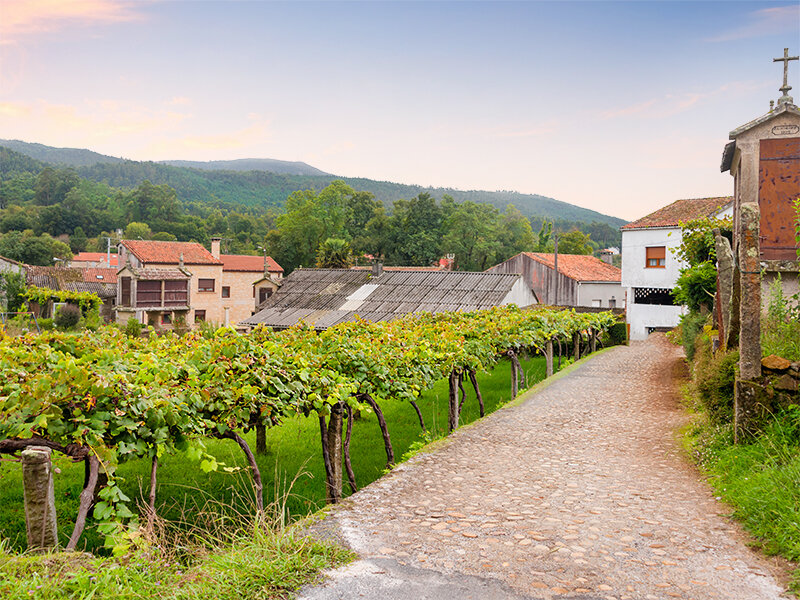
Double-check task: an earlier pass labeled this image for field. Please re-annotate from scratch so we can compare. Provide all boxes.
[0,355,552,553]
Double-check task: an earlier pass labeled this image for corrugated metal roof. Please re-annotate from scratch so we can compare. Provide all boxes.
[242,268,530,329]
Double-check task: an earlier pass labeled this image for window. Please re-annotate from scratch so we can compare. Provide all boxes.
[194,309,206,323]
[609,298,616,309]
[646,246,666,268]
[222,286,230,298]
[198,278,215,292]
[161,313,172,325]
[591,299,602,308]
[259,287,273,304]
[633,287,674,306]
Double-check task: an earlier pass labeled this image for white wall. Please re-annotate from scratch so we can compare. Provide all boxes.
[621,227,685,289]
[627,303,686,340]
[576,282,623,308]
[501,277,538,307]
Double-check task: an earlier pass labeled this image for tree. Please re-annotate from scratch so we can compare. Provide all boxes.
[441,201,500,271]
[535,220,553,252]
[316,238,354,268]
[124,222,152,240]
[0,271,25,312]
[497,205,535,259]
[70,226,88,253]
[556,229,594,255]
[385,193,444,266]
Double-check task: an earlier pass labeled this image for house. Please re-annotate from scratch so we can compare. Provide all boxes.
[115,238,283,328]
[620,197,733,340]
[240,265,536,330]
[486,252,622,309]
[24,265,118,321]
[70,252,119,268]
[218,252,283,324]
[721,84,800,303]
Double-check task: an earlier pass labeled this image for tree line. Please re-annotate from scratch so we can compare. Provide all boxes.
[0,147,618,271]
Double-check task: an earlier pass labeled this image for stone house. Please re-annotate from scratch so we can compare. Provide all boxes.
[24,265,118,321]
[69,252,119,269]
[620,197,733,340]
[219,252,283,325]
[486,252,621,309]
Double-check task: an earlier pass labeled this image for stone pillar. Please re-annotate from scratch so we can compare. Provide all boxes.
[573,332,580,361]
[713,229,735,350]
[737,203,762,380]
[21,446,58,551]
[735,202,762,443]
[545,339,554,377]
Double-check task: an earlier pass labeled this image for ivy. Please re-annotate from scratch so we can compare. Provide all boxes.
[21,286,103,312]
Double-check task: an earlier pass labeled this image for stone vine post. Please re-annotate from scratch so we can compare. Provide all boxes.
[734,203,762,443]
[545,339,554,377]
[21,446,59,551]
[326,403,344,502]
[713,228,735,350]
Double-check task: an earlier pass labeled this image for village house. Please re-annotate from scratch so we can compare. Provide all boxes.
[115,239,283,328]
[24,265,118,321]
[486,252,622,309]
[241,264,536,330]
[620,197,733,340]
[69,252,119,269]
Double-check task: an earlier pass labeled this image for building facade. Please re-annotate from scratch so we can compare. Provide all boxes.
[621,197,733,340]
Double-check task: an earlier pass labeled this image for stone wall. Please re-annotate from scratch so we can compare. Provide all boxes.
[736,354,800,439]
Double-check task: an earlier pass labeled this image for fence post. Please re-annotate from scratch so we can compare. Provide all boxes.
[22,446,59,551]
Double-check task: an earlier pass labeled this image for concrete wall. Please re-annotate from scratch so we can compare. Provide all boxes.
[0,257,23,275]
[621,227,685,289]
[487,254,577,305]
[576,282,624,309]
[627,302,686,341]
[499,277,538,307]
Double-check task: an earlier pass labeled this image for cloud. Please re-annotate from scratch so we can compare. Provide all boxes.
[600,81,765,120]
[707,5,800,42]
[0,101,31,118]
[0,0,147,44]
[144,116,272,156]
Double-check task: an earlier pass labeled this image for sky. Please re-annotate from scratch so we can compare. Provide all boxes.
[0,1,798,221]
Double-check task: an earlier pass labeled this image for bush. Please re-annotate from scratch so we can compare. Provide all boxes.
[124,317,142,338]
[36,318,54,331]
[604,321,628,346]
[692,336,738,425]
[762,276,800,361]
[676,311,708,362]
[54,304,81,330]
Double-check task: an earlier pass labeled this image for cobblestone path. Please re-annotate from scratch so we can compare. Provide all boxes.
[301,335,787,599]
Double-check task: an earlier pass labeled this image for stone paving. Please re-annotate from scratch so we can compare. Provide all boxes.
[302,335,788,599]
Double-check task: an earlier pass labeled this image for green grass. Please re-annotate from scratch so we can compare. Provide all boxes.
[0,355,551,553]
[0,528,353,600]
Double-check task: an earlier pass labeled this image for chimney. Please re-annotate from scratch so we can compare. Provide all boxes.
[179,252,184,269]
[600,250,613,264]
[211,237,221,259]
[371,260,383,277]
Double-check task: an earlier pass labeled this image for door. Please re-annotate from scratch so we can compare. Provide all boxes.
[759,137,800,260]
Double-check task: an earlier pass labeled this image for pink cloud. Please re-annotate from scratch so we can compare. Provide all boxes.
[0,0,147,44]
[707,6,800,42]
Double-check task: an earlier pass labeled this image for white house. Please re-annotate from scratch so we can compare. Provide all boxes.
[621,197,733,340]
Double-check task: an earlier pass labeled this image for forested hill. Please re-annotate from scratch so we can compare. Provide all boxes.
[160,158,330,176]
[2,140,625,228]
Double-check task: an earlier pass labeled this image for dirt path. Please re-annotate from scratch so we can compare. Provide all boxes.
[300,335,788,599]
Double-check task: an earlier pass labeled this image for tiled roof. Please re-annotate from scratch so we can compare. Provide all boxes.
[621,197,733,230]
[522,253,621,283]
[242,268,530,330]
[71,252,119,267]
[121,240,222,265]
[24,266,117,298]
[351,266,446,272]
[123,267,190,280]
[221,254,283,273]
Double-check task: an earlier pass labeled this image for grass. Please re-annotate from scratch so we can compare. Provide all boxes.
[0,354,552,553]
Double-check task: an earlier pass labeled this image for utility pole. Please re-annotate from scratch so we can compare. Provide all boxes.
[553,233,559,306]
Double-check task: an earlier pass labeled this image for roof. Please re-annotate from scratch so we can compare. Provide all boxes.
[522,253,621,283]
[351,265,445,272]
[221,254,283,273]
[241,268,528,330]
[620,197,733,231]
[121,240,222,266]
[120,267,190,280]
[24,266,117,298]
[71,252,119,267]
[729,102,800,139]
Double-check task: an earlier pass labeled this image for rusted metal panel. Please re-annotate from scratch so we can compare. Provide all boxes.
[759,137,800,260]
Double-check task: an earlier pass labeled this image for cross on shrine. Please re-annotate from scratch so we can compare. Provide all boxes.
[773,47,799,105]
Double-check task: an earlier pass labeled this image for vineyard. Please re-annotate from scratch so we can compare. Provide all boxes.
[0,306,617,554]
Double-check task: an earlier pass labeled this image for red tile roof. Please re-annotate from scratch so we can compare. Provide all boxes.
[221,254,283,273]
[121,240,222,265]
[81,268,118,284]
[71,252,119,267]
[523,253,621,282]
[621,197,733,230]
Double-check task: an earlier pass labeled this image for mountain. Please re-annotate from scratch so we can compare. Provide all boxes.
[0,139,124,168]
[159,158,330,176]
[0,140,626,227]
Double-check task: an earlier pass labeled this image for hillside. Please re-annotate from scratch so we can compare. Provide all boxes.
[0,140,626,227]
[160,158,330,176]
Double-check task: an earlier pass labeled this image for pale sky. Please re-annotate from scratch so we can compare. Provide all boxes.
[0,1,798,221]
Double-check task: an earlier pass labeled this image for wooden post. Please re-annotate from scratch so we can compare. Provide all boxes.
[545,339,554,377]
[573,332,580,360]
[255,424,267,455]
[21,447,58,551]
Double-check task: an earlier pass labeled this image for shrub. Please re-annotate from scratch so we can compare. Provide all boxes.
[36,318,54,331]
[676,311,708,362]
[692,337,738,425]
[762,276,800,361]
[54,304,81,330]
[604,321,628,346]
[124,317,142,338]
